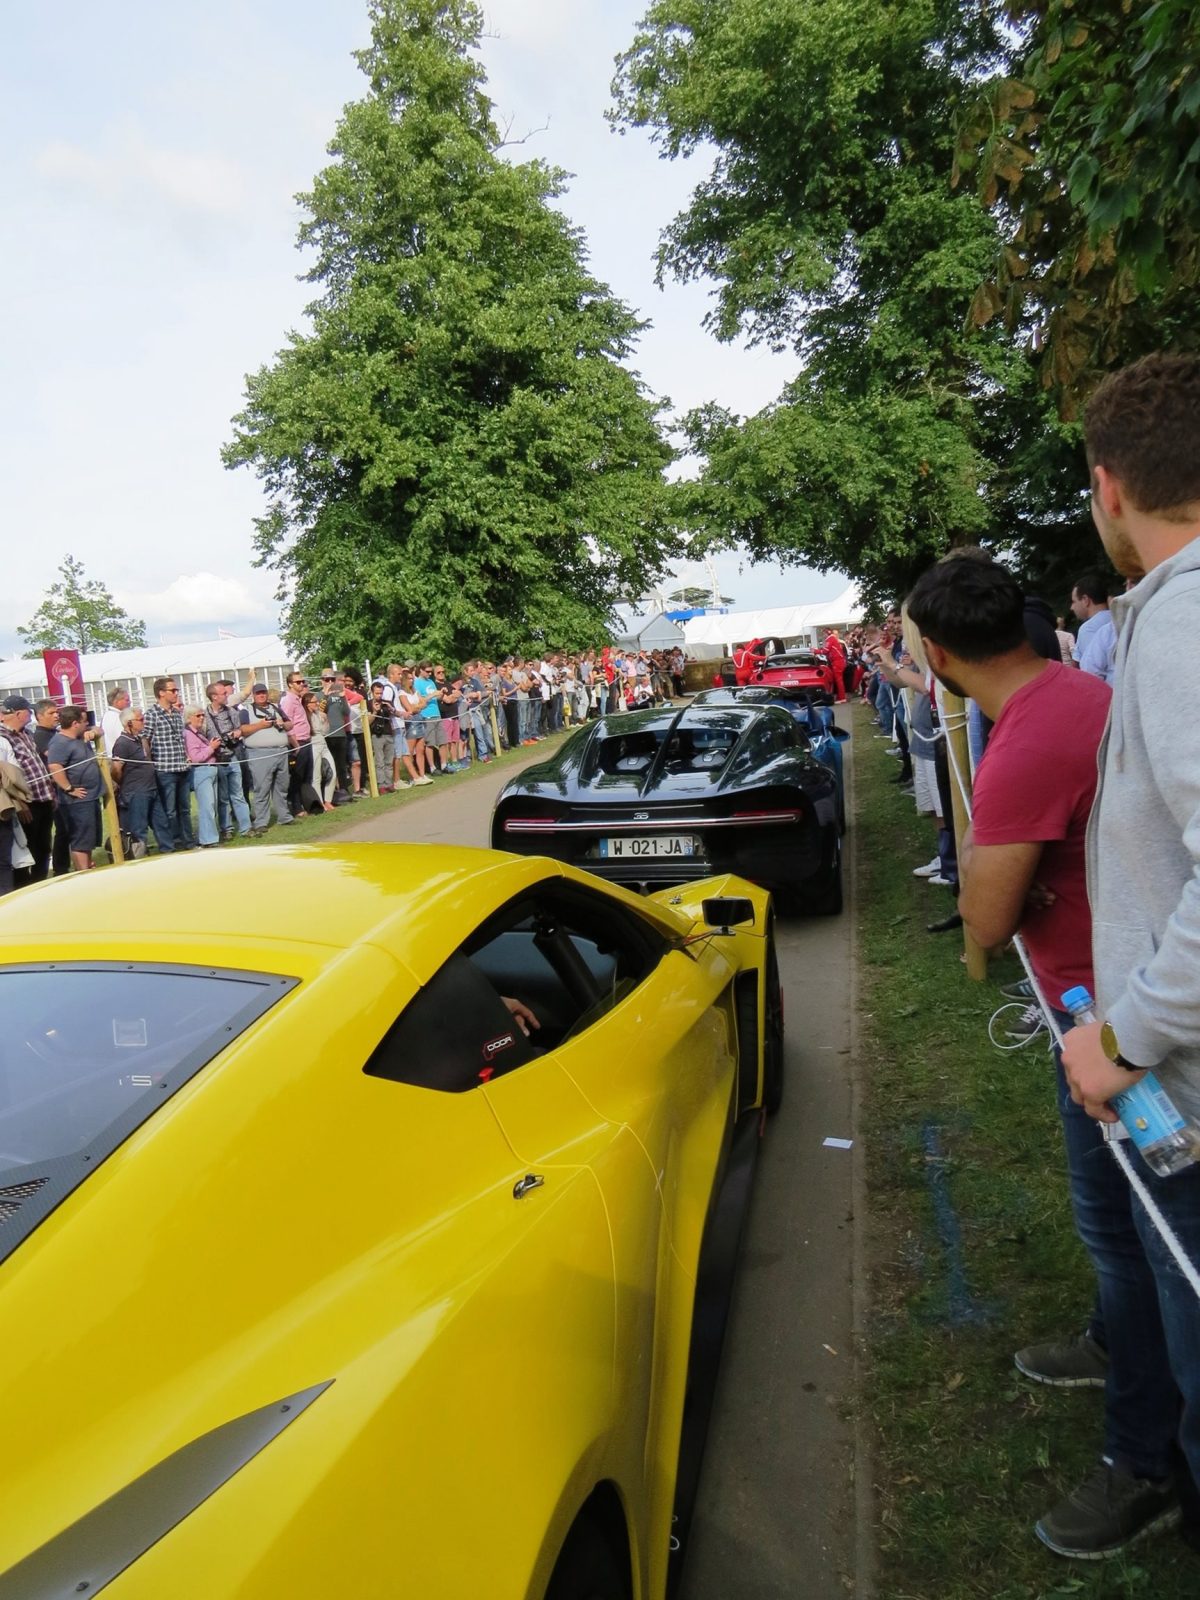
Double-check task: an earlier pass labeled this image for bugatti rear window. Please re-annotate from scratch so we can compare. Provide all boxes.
[589,717,744,783]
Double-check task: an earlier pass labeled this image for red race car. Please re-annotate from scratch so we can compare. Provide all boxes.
[750,646,838,697]
[712,640,839,696]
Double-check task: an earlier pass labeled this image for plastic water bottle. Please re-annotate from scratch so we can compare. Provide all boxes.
[1060,987,1199,1177]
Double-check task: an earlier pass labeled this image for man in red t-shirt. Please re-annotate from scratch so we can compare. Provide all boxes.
[906,558,1182,1560]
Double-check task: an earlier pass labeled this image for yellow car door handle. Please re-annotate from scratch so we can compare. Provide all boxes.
[512,1173,545,1199]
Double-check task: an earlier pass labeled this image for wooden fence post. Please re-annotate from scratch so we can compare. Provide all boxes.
[361,714,380,798]
[95,736,126,867]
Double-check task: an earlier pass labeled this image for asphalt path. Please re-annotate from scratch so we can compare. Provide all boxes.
[331,728,868,1597]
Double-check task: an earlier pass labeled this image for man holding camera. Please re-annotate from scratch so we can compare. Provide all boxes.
[203,680,252,839]
[238,683,294,834]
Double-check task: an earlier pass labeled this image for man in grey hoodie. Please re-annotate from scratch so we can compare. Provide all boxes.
[1063,353,1200,1504]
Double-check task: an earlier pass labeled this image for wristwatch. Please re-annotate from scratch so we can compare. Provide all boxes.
[1100,1019,1144,1072]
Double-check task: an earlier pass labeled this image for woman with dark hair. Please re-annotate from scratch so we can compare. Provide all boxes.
[302,692,337,811]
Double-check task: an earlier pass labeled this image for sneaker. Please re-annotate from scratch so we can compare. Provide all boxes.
[1001,977,1036,1000]
[913,858,943,878]
[1035,1460,1178,1560]
[413,774,434,786]
[1015,1332,1108,1389]
[885,744,902,755]
[926,873,954,887]
[1004,1003,1046,1041]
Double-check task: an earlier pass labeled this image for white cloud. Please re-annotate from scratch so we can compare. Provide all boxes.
[116,572,276,627]
[35,120,247,218]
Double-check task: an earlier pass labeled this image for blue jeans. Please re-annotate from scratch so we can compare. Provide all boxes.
[1052,1033,1179,1481]
[967,700,990,770]
[470,709,493,758]
[877,681,896,736]
[216,762,252,835]
[155,769,194,848]
[1128,1143,1200,1490]
[191,763,219,846]
[120,787,173,851]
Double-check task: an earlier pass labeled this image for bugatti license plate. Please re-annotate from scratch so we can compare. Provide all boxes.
[600,835,697,859]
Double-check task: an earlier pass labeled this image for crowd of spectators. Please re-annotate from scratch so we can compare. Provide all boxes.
[859,355,1200,1567]
[0,644,689,890]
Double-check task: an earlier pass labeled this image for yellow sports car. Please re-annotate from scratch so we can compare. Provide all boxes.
[0,843,782,1600]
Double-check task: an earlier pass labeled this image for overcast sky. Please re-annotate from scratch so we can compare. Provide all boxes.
[1,1,846,656]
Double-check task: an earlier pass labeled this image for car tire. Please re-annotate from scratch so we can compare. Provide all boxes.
[762,927,784,1115]
[814,839,844,917]
[543,1512,631,1600]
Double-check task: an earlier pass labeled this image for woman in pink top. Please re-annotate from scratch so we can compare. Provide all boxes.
[183,704,222,847]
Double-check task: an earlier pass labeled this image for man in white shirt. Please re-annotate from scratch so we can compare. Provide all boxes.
[101,688,130,754]
[1070,572,1117,683]
[539,654,561,733]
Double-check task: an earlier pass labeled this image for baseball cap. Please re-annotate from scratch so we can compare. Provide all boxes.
[2,694,33,713]
[251,682,269,694]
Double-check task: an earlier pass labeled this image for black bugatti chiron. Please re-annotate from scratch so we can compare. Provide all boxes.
[491,702,843,914]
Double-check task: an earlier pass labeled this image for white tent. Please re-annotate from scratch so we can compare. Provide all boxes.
[612,606,686,652]
[0,635,296,718]
[682,584,863,656]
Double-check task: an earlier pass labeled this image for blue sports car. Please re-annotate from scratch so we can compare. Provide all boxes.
[690,686,847,833]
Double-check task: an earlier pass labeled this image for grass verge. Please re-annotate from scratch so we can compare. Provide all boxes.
[854,707,1198,1599]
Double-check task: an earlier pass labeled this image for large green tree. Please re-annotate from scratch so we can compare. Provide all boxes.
[18,555,147,655]
[612,0,1182,605]
[613,0,1026,603]
[960,0,1200,413]
[225,0,677,664]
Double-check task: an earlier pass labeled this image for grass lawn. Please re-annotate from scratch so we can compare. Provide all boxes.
[853,706,1199,1599]
[93,726,570,863]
